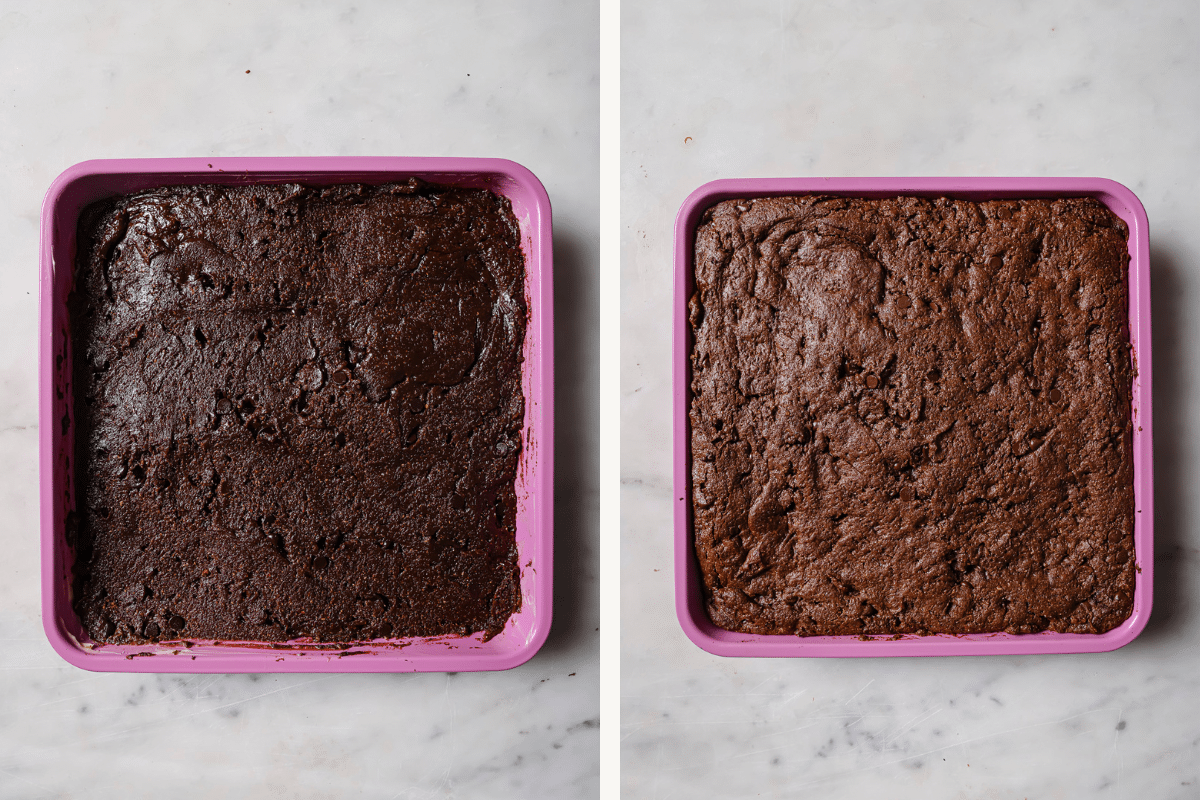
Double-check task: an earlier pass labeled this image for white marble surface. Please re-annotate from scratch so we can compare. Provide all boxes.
[0,2,598,798]
[622,2,1198,797]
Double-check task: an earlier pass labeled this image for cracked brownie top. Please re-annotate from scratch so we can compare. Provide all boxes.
[69,180,526,644]
[689,195,1134,636]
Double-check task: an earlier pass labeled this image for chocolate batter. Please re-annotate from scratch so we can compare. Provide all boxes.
[70,180,526,643]
[690,196,1134,636]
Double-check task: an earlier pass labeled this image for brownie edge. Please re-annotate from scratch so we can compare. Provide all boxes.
[690,195,1135,637]
[70,179,526,644]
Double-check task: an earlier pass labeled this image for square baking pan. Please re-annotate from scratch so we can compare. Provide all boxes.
[674,177,1152,657]
[40,157,553,672]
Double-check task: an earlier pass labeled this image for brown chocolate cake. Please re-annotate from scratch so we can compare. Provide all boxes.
[70,179,526,643]
[689,196,1134,636]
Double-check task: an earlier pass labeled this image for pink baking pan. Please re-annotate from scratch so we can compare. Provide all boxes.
[40,157,553,672]
[674,177,1152,657]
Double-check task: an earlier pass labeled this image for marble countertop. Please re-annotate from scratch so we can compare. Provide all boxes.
[0,3,598,798]
[622,2,1198,797]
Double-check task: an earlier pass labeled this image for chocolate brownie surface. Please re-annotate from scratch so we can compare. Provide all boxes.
[690,196,1134,636]
[71,180,526,643]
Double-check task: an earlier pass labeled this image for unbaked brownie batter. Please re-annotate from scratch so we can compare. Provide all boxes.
[70,180,526,643]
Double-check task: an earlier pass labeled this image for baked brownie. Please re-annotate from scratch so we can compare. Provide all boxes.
[690,196,1134,636]
[70,180,526,643]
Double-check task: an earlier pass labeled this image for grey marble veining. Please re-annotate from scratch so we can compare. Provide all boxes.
[0,2,598,798]
[622,1,1200,797]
